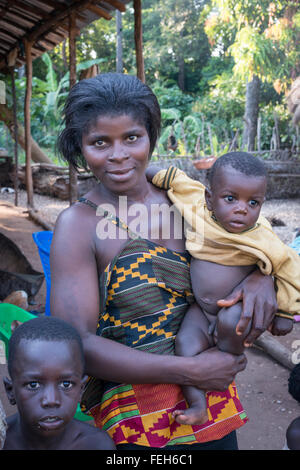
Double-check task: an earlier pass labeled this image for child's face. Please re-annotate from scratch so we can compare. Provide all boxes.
[81,113,151,195]
[6,339,84,439]
[205,166,267,233]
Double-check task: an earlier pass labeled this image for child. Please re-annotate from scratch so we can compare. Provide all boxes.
[148,151,299,425]
[285,363,300,450]
[2,316,116,450]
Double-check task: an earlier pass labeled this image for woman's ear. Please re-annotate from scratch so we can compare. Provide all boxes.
[3,377,16,406]
[205,187,213,211]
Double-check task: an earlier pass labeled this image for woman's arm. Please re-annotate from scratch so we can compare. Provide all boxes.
[217,268,278,347]
[50,207,246,389]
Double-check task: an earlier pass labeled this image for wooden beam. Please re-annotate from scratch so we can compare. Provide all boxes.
[103,0,126,13]
[13,0,49,19]
[28,0,98,43]
[10,66,19,206]
[0,28,19,41]
[133,0,145,83]
[1,17,28,33]
[6,10,39,26]
[24,39,34,209]
[68,12,78,205]
[86,4,112,20]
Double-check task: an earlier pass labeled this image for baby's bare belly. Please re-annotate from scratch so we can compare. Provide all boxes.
[190,259,255,316]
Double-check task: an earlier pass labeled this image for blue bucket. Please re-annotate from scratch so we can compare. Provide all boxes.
[32,231,53,316]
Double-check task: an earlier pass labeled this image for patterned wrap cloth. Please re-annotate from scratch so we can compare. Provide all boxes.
[79,198,247,447]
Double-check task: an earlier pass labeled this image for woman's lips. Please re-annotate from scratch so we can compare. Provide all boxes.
[106,168,134,181]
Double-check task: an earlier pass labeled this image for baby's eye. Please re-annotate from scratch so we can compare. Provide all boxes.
[224,195,235,203]
[249,200,258,207]
[127,135,138,142]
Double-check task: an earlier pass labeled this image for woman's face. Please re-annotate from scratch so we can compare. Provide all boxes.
[81,114,151,196]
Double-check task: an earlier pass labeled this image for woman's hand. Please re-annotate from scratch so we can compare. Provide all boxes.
[217,269,277,347]
[189,348,247,391]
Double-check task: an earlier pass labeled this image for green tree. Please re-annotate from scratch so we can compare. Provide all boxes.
[204,0,300,150]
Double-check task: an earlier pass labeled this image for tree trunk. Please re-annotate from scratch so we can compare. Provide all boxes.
[116,10,123,73]
[242,74,260,151]
[0,103,54,164]
[133,0,145,83]
[177,54,185,91]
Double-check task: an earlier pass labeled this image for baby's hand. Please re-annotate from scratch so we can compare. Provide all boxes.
[146,165,160,182]
[268,316,293,336]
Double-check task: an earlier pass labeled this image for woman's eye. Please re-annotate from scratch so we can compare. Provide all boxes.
[224,195,234,202]
[127,135,138,142]
[95,140,105,147]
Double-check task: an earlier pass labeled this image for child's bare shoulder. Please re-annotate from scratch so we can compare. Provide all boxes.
[3,414,19,449]
[72,420,116,450]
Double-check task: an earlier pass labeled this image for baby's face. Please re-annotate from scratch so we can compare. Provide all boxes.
[206,167,267,233]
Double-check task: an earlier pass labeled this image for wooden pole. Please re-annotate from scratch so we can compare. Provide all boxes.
[133,0,145,83]
[24,39,34,209]
[116,10,123,73]
[68,13,78,205]
[10,66,19,206]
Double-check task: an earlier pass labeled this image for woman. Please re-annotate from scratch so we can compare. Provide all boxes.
[51,73,277,450]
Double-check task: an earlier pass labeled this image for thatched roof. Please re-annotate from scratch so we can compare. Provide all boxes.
[0,0,131,72]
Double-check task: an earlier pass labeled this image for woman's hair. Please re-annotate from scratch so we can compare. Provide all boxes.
[57,73,161,170]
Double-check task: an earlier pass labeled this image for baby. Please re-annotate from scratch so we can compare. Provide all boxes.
[148,151,299,425]
[2,316,115,450]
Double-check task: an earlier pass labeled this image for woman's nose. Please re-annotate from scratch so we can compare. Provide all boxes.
[109,142,129,161]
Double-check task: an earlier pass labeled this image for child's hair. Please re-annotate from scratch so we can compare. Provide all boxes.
[8,316,85,377]
[288,363,300,403]
[208,151,267,188]
[57,72,161,170]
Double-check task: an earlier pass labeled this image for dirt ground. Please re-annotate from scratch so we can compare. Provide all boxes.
[0,190,300,450]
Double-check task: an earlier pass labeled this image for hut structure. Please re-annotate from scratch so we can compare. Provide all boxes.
[0,0,145,215]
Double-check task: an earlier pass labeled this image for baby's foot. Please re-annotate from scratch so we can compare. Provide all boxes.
[172,405,208,426]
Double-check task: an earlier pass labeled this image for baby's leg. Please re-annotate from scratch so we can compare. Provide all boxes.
[174,302,214,425]
[216,302,252,355]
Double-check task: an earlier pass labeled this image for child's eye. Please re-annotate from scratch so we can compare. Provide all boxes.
[95,139,105,147]
[249,200,258,207]
[60,381,73,390]
[27,382,40,390]
[224,195,235,203]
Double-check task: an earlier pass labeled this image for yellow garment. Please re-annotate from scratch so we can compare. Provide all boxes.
[152,166,300,319]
